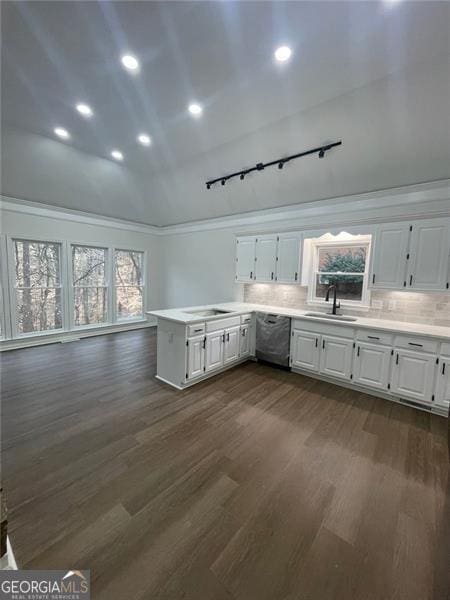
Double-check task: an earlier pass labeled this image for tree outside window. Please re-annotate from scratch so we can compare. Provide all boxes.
[314,243,369,303]
[115,250,144,320]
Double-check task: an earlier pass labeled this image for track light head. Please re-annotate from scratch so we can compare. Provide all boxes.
[221,179,226,186]
[278,161,284,169]
[256,162,264,171]
[206,183,211,190]
[318,148,325,159]
[240,173,245,180]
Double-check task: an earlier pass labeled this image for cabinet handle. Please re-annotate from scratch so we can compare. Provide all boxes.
[194,328,203,333]
[315,337,318,348]
[396,353,399,365]
[368,335,379,340]
[227,332,230,341]
[409,274,413,286]
[271,272,274,280]
[242,329,246,337]
[202,337,206,349]
[442,362,446,375]
[250,271,253,279]
[295,272,298,281]
[322,339,325,350]
[222,333,225,343]
[408,342,423,347]
[372,274,376,284]
[357,346,360,357]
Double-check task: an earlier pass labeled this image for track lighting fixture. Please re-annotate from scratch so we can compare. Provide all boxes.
[205,141,342,189]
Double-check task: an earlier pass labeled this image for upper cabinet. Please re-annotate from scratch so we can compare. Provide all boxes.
[235,236,256,282]
[276,233,303,284]
[407,219,450,291]
[370,218,450,292]
[254,235,278,282]
[370,223,410,289]
[236,233,302,284]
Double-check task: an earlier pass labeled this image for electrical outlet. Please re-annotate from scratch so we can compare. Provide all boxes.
[388,300,397,311]
[371,299,383,310]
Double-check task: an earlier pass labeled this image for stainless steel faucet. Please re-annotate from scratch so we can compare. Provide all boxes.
[325,284,341,315]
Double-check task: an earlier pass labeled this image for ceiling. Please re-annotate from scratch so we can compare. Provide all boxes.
[2,1,450,226]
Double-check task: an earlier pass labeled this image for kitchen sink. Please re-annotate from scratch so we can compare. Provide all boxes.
[304,312,357,322]
[184,308,233,317]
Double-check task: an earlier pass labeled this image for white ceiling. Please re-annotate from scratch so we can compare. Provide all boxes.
[2,1,450,226]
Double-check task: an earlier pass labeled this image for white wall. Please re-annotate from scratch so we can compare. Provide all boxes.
[159,229,243,308]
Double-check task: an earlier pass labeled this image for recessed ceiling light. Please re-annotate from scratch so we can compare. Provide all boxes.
[188,103,203,116]
[137,133,151,146]
[76,103,93,117]
[121,54,139,71]
[111,150,124,161]
[274,46,292,62]
[54,127,70,140]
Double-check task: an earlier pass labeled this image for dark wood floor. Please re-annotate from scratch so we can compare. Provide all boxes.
[2,328,449,600]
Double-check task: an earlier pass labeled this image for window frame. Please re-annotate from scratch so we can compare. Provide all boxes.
[7,236,67,338]
[308,237,372,309]
[114,248,145,322]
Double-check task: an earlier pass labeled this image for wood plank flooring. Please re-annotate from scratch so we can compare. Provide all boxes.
[1,328,449,600]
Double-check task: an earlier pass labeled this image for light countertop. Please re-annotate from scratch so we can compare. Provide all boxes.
[147,302,450,341]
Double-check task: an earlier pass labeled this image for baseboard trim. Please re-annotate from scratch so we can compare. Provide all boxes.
[0,321,156,352]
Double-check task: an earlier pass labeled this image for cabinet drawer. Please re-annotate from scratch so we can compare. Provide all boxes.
[292,319,354,339]
[441,342,450,355]
[240,313,253,324]
[187,323,205,337]
[206,316,241,333]
[394,334,438,354]
[357,329,393,345]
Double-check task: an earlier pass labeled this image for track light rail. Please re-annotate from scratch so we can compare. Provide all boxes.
[205,140,342,189]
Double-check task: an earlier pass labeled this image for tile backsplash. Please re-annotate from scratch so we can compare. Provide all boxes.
[243,284,450,327]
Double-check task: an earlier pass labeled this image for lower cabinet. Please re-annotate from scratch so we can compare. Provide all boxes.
[291,330,320,372]
[353,342,391,390]
[240,324,251,358]
[391,349,437,404]
[223,326,240,365]
[320,335,354,380]
[434,356,449,410]
[205,331,224,373]
[186,334,205,379]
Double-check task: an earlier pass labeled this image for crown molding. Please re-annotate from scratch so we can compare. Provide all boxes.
[2,179,449,237]
[0,195,161,235]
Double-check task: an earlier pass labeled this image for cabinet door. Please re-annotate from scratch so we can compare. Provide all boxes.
[435,357,450,411]
[407,219,450,290]
[240,324,250,358]
[291,330,320,372]
[254,235,277,282]
[370,223,410,289]
[236,236,256,282]
[320,335,354,380]
[353,342,391,390]
[391,349,436,404]
[205,331,223,372]
[186,335,205,380]
[224,326,240,365]
[276,233,302,283]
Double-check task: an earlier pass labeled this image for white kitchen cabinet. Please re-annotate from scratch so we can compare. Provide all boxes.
[205,331,224,372]
[276,233,302,283]
[223,325,240,365]
[254,235,277,282]
[240,324,250,358]
[407,219,450,290]
[186,334,205,380]
[291,330,320,372]
[353,342,391,390]
[391,349,436,404]
[370,223,410,289]
[236,236,256,282]
[435,357,450,412]
[320,335,354,380]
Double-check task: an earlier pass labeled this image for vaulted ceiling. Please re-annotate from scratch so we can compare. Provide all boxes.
[2,1,449,226]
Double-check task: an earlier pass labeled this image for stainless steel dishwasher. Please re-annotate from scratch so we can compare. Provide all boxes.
[255,313,291,368]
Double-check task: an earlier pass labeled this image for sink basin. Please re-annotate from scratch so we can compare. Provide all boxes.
[304,312,357,322]
[184,308,233,317]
